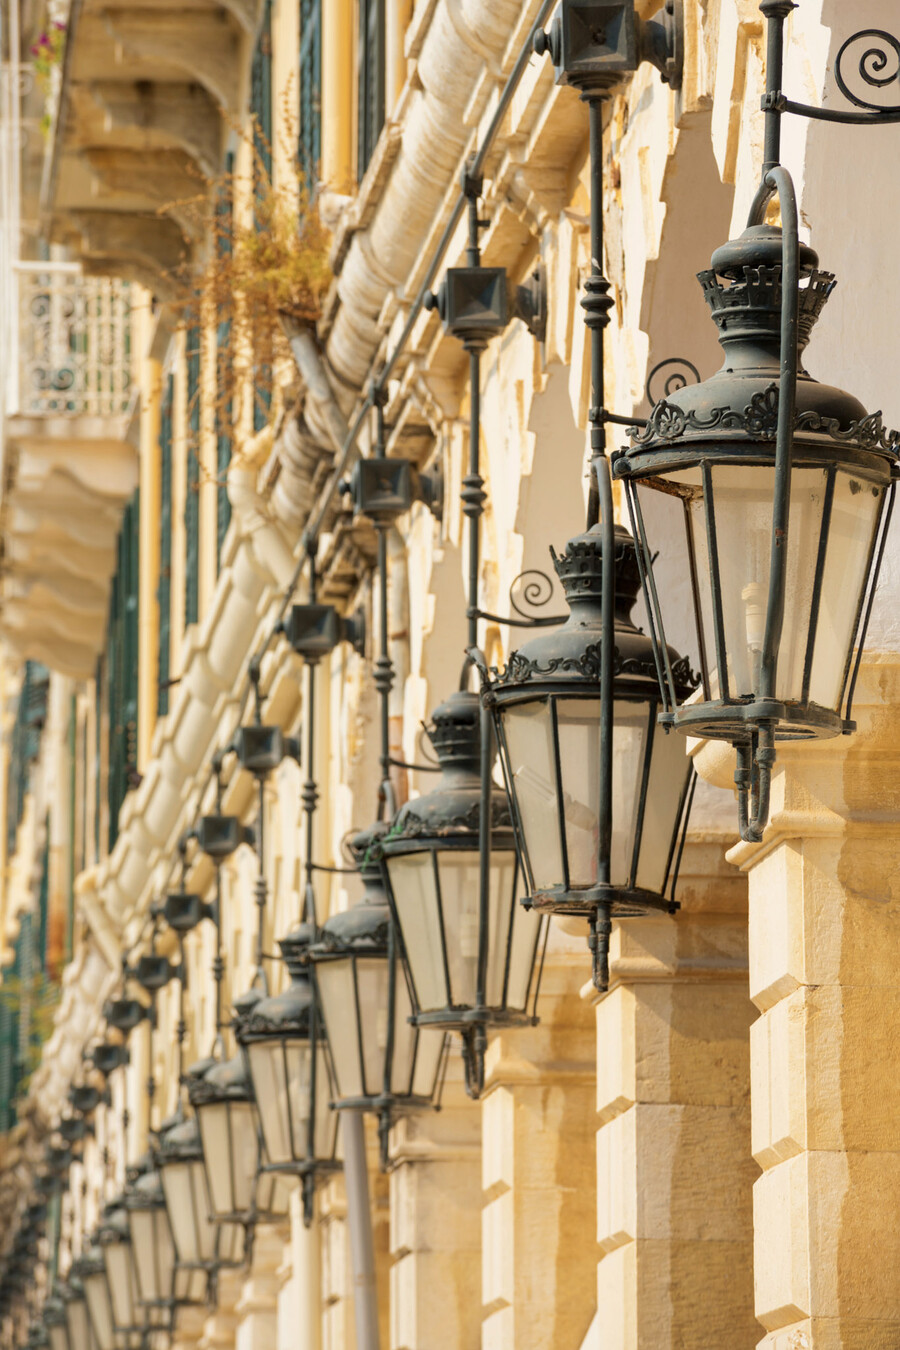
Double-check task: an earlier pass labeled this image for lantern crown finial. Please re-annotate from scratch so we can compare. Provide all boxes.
[550,523,642,622]
[699,223,835,357]
[424,691,481,775]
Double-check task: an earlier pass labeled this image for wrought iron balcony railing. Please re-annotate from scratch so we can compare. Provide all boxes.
[12,263,132,418]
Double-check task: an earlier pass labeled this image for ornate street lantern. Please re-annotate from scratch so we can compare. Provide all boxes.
[612,220,899,839]
[123,1164,206,1315]
[61,1278,96,1350]
[483,524,695,985]
[94,1207,142,1346]
[76,1242,142,1350]
[187,1051,291,1231]
[156,1116,245,1277]
[309,827,447,1167]
[234,928,340,1224]
[379,691,544,1095]
[42,1296,69,1350]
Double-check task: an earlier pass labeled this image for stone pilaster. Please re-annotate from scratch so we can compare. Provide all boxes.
[481,953,597,1350]
[235,1227,288,1350]
[319,1176,355,1350]
[593,834,756,1348]
[389,1069,481,1350]
[200,1269,242,1350]
[722,655,900,1349]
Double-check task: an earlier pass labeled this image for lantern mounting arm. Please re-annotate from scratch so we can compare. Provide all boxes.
[759,4,900,153]
[301,537,320,932]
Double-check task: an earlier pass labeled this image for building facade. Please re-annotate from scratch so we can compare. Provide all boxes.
[0,1,898,1348]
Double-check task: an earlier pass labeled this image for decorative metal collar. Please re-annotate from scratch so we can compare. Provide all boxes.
[629,382,900,454]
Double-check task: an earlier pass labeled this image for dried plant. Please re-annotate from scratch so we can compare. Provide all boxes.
[166,95,333,454]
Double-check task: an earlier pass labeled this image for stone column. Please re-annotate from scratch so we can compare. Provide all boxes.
[389,1070,481,1350]
[480,952,597,1350]
[235,1227,288,1350]
[593,834,756,1349]
[721,655,900,1348]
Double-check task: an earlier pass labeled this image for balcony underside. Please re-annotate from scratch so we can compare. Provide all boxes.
[45,0,258,289]
[2,416,137,679]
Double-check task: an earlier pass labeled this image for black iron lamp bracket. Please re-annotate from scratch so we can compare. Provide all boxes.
[195,814,255,860]
[533,0,684,94]
[761,21,900,128]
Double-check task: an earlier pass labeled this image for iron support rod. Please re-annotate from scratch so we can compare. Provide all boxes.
[759,164,800,699]
[465,344,485,655]
[760,2,794,173]
[302,541,320,929]
[342,1110,380,1350]
[374,400,395,820]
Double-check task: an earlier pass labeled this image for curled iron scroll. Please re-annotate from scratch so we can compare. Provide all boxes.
[509,569,557,621]
[645,357,701,407]
[835,29,900,112]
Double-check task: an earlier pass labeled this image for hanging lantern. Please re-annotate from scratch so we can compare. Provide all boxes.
[308,827,446,1165]
[156,1115,245,1274]
[123,1164,206,1314]
[42,1296,69,1350]
[378,691,544,1095]
[483,524,695,982]
[187,1049,291,1230]
[234,927,340,1225]
[612,223,899,838]
[61,1278,95,1350]
[94,1206,142,1347]
[75,1242,141,1350]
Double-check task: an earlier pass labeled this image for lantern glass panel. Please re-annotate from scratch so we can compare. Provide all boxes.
[314,961,365,1099]
[128,1209,173,1305]
[392,967,445,1096]
[384,853,446,1010]
[503,700,648,890]
[82,1274,114,1350]
[248,1040,335,1165]
[65,1300,94,1350]
[161,1159,215,1265]
[197,1100,257,1216]
[48,1325,69,1350]
[102,1244,138,1331]
[172,1268,205,1304]
[634,721,693,894]
[648,464,883,714]
[356,957,389,1096]
[809,469,883,708]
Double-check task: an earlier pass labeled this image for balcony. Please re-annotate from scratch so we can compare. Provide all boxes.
[1,264,138,680]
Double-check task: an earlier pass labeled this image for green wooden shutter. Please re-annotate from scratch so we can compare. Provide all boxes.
[250,7,274,430]
[299,0,322,189]
[216,162,234,568]
[251,2,274,195]
[358,0,385,180]
[107,491,140,851]
[37,822,49,971]
[5,662,48,857]
[185,327,201,628]
[158,375,174,710]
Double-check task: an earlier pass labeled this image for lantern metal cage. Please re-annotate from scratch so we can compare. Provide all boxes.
[94,1205,144,1349]
[155,1115,246,1283]
[234,927,341,1225]
[122,1162,207,1318]
[186,1050,292,1233]
[612,215,899,839]
[378,691,547,1096]
[483,523,696,976]
[308,826,448,1167]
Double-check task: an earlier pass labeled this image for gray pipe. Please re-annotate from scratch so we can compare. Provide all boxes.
[342,1109,380,1350]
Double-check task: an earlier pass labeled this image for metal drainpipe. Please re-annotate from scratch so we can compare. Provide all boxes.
[342,1109,380,1350]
